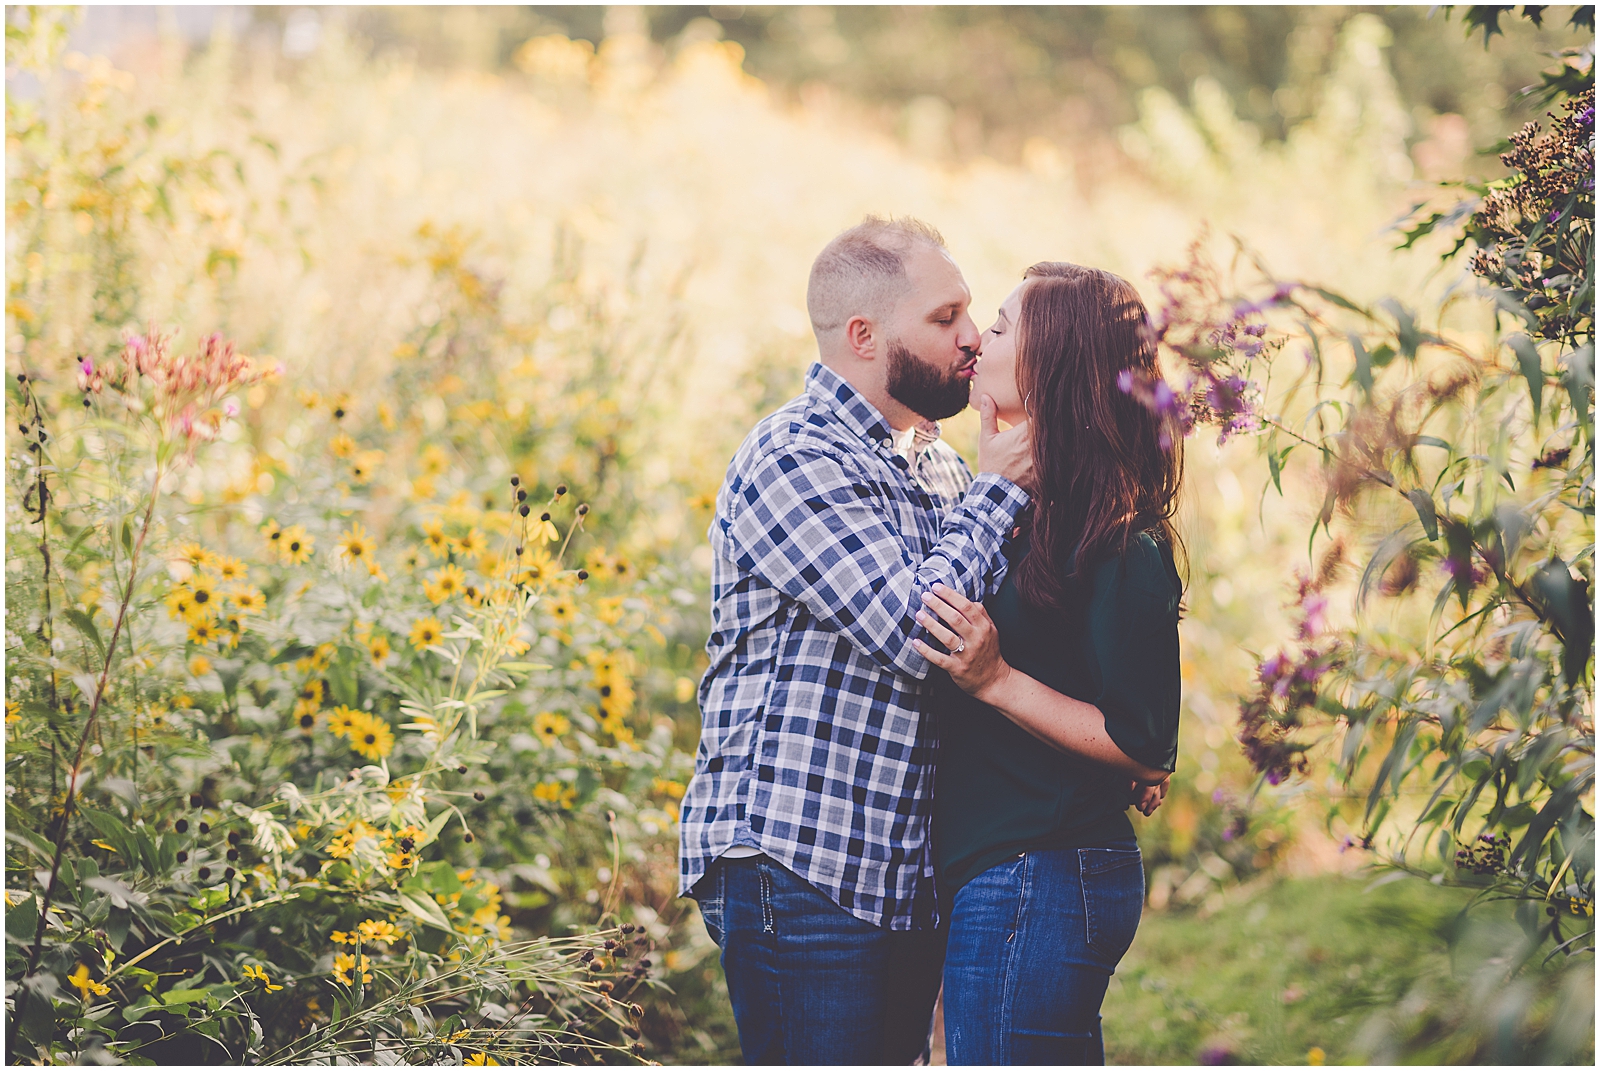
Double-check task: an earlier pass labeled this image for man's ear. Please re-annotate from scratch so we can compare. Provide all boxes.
[844,315,876,362]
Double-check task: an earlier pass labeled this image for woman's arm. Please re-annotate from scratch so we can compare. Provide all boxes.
[911,583,1171,788]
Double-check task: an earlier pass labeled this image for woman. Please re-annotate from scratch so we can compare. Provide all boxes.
[910,262,1185,1065]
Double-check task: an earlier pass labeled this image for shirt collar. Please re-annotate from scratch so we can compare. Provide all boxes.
[804,362,944,456]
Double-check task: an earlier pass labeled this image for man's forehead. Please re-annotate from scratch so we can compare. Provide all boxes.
[904,245,969,305]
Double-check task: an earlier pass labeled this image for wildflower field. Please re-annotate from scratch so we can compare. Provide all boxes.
[3,6,1593,1065]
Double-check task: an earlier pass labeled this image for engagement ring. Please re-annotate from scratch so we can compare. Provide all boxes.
[954,640,966,654]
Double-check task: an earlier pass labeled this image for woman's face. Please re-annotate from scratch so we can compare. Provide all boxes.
[972,281,1030,426]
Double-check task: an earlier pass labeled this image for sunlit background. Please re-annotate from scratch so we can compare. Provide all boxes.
[7,6,1593,1064]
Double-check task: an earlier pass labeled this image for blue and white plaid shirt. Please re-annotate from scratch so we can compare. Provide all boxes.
[679,362,1032,930]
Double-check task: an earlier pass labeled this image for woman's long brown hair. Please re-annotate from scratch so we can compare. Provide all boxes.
[1012,262,1185,611]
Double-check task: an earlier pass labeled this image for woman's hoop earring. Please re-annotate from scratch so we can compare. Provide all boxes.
[1023,391,1033,418]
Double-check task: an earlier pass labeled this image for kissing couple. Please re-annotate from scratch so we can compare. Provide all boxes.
[679,216,1184,1065]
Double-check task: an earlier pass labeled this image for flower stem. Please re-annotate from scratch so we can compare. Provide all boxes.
[25,463,165,978]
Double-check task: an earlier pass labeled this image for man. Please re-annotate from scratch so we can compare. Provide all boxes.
[679,216,1034,1063]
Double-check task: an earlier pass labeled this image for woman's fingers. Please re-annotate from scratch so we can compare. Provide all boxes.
[910,638,952,668]
[915,608,961,650]
[920,591,971,634]
[930,583,977,617]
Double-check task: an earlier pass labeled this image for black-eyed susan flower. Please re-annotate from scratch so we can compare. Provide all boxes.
[463,1054,498,1066]
[165,586,195,620]
[547,597,576,625]
[329,433,356,459]
[421,519,450,558]
[241,964,283,991]
[399,547,423,573]
[261,519,283,553]
[453,528,488,558]
[173,541,217,572]
[366,635,391,665]
[533,711,570,743]
[227,585,265,614]
[409,617,443,650]
[211,556,248,582]
[279,525,314,565]
[332,952,372,986]
[328,706,363,739]
[187,574,220,616]
[424,563,466,604]
[357,918,402,944]
[336,522,377,569]
[351,718,395,761]
[188,655,212,677]
[189,621,218,645]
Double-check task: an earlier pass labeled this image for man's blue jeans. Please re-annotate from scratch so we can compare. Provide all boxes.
[691,854,945,1065]
[942,840,1144,1065]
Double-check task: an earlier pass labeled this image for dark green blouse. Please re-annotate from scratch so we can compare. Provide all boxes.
[933,530,1183,898]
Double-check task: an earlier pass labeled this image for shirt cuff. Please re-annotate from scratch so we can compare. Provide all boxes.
[962,473,1032,526]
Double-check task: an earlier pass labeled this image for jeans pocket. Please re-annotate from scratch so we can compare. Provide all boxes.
[692,864,725,947]
[1078,846,1144,969]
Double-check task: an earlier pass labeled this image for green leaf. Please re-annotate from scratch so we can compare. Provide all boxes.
[1507,333,1544,421]
[1414,435,1451,451]
[1349,334,1373,396]
[63,609,106,661]
[420,809,451,848]
[397,890,454,932]
[6,891,38,942]
[1314,287,1366,315]
[161,989,209,1005]
[1490,289,1539,329]
[1562,343,1594,426]
[269,644,316,666]
[1406,490,1439,541]
[120,519,134,556]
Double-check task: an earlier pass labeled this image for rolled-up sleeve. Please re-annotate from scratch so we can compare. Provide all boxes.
[1087,540,1182,773]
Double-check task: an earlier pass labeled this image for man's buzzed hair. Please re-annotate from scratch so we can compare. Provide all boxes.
[806,215,947,337]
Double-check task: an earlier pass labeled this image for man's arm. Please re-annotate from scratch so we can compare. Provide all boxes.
[721,443,1029,679]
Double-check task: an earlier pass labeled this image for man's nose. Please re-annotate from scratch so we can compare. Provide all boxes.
[956,314,981,355]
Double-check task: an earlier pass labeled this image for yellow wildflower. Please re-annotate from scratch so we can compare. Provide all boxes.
[188,655,212,677]
[218,616,245,649]
[227,585,265,614]
[464,1055,498,1066]
[533,711,570,744]
[675,676,697,703]
[399,547,423,573]
[165,586,195,620]
[428,564,466,601]
[186,574,220,616]
[336,523,377,569]
[330,930,353,945]
[357,919,402,944]
[533,781,577,809]
[211,556,248,582]
[350,449,385,484]
[453,529,488,558]
[531,512,559,544]
[67,963,110,999]
[367,635,391,665]
[5,700,20,726]
[332,952,372,986]
[261,519,283,554]
[241,964,283,991]
[547,597,576,625]
[419,444,450,477]
[385,849,416,870]
[173,542,217,572]
[279,525,314,565]
[653,779,686,800]
[326,705,363,740]
[68,962,112,999]
[350,718,395,761]
[188,621,218,645]
[421,519,450,558]
[329,432,357,459]
[365,559,389,584]
[409,617,443,650]
[596,596,626,626]
[1307,1048,1326,1066]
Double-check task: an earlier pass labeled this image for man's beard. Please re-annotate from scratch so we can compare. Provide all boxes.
[885,339,971,421]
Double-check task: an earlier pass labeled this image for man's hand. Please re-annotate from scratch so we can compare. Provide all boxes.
[975,394,1033,492]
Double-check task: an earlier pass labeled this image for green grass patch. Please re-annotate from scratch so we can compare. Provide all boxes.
[1103,873,1594,1065]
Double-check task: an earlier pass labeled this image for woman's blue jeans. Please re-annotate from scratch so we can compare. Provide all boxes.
[691,853,944,1065]
[942,840,1144,1065]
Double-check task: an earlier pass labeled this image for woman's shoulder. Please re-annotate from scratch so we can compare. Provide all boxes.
[1089,530,1180,604]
